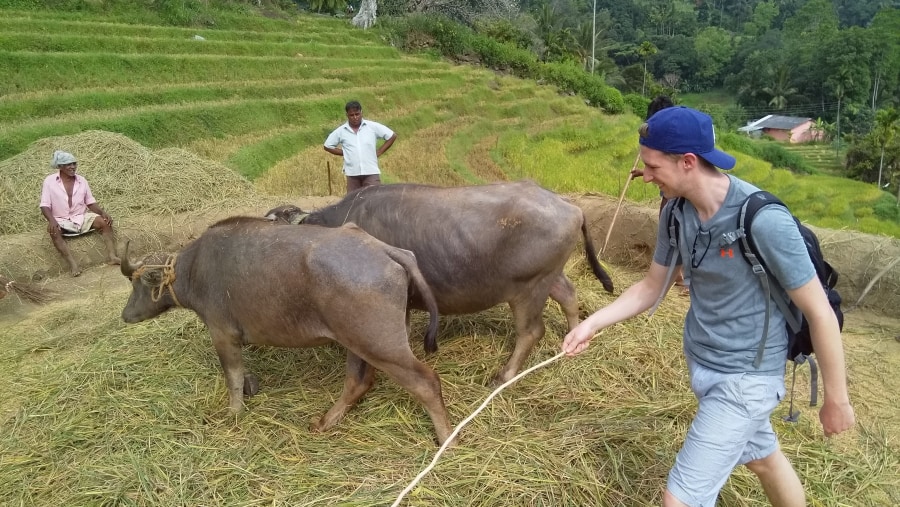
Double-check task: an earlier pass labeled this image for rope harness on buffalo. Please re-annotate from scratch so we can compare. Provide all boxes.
[289,212,310,225]
[131,254,182,307]
[341,185,371,225]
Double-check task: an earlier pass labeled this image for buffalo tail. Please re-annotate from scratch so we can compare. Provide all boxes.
[581,216,615,293]
[386,248,440,353]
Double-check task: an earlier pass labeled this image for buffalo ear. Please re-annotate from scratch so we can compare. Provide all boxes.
[140,269,164,287]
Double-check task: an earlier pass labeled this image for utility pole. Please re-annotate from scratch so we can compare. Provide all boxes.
[591,0,596,74]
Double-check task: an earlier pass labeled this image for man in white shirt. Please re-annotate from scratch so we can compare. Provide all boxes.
[324,101,397,194]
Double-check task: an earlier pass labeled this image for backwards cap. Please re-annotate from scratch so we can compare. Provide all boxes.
[638,106,735,170]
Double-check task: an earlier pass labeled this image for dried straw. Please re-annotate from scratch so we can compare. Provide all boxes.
[0,130,259,236]
[0,275,53,304]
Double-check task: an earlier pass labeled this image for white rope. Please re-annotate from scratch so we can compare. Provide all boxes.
[390,351,567,507]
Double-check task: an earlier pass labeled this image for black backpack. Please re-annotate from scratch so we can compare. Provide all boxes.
[650,191,844,421]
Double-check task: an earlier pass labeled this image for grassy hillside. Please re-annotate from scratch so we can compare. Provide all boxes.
[1,7,897,237]
[1,6,899,507]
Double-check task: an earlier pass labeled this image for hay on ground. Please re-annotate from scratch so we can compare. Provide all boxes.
[0,130,259,236]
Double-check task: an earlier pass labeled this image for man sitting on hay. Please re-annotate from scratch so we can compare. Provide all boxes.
[39,150,120,277]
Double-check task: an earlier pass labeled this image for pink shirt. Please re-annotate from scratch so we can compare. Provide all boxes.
[39,172,97,228]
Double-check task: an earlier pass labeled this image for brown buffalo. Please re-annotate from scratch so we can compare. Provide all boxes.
[266,181,614,383]
[120,217,453,445]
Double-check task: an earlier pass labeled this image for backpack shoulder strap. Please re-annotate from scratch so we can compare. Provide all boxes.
[738,191,801,367]
[649,198,685,317]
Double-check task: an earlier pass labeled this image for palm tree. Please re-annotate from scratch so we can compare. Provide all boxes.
[828,66,856,153]
[761,64,798,111]
[637,41,657,96]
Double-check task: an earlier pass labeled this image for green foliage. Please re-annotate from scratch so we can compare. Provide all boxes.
[539,62,624,113]
[473,18,532,50]
[623,93,650,118]
[309,0,345,14]
[719,133,817,174]
[873,193,900,222]
[692,26,733,86]
[380,14,624,114]
[728,154,900,237]
[693,103,748,132]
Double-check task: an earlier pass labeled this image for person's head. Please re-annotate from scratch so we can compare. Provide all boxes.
[646,95,675,120]
[637,106,735,196]
[50,150,78,177]
[345,100,362,128]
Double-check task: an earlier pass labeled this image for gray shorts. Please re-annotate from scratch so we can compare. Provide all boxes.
[667,360,785,506]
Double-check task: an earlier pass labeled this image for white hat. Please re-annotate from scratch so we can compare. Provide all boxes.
[50,150,77,168]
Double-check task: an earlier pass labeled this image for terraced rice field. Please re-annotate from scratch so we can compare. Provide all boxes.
[1,8,898,507]
[0,9,645,198]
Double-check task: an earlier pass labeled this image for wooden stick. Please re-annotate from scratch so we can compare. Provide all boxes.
[852,256,900,309]
[327,161,333,196]
[601,152,642,255]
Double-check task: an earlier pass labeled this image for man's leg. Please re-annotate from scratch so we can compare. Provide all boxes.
[49,230,80,276]
[744,450,805,507]
[345,175,362,194]
[359,174,381,188]
[90,216,120,265]
[667,365,787,506]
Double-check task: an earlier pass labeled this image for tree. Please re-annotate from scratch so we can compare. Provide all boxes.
[810,117,831,143]
[693,26,733,87]
[828,66,854,152]
[742,0,779,37]
[868,8,900,110]
[874,108,900,189]
[822,28,874,149]
[761,62,798,110]
[352,0,376,28]
[637,40,657,96]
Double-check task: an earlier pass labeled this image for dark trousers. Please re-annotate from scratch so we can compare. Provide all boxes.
[346,174,381,194]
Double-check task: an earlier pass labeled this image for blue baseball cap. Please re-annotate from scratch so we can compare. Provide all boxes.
[638,106,736,170]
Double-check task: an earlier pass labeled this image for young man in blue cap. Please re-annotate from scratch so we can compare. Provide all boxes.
[562,106,854,506]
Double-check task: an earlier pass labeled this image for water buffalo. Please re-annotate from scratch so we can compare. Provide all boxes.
[120,217,453,445]
[266,181,615,383]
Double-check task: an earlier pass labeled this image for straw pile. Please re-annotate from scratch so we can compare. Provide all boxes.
[0,130,259,236]
[0,131,303,280]
[0,262,896,505]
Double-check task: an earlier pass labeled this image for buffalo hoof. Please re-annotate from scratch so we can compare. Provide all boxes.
[243,373,260,396]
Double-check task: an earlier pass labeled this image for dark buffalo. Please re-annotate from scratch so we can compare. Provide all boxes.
[120,217,453,445]
[266,181,614,383]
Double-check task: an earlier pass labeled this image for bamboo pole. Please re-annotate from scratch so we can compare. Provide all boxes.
[601,152,642,255]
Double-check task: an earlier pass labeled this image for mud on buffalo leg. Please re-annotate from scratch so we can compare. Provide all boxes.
[312,351,376,433]
[210,326,247,413]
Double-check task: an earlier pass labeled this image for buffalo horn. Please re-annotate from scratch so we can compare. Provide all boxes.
[120,241,138,278]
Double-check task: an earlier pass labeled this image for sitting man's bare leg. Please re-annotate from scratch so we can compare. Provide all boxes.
[49,228,81,276]
[92,216,120,265]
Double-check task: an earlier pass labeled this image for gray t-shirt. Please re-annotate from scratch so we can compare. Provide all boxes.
[652,175,816,375]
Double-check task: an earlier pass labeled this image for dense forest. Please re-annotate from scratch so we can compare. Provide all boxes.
[373,0,900,200]
[6,0,900,203]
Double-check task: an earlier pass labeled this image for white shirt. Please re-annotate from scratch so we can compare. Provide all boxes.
[324,119,395,176]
